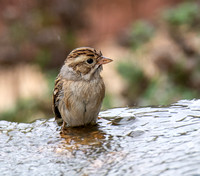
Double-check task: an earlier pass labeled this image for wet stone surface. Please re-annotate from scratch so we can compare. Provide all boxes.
[1,99,200,176]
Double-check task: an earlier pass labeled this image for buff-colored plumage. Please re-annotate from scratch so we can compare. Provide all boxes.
[52,47,112,128]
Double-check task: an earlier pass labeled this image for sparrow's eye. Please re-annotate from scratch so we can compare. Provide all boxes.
[86,58,93,64]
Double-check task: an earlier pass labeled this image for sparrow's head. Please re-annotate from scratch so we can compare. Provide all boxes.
[62,47,112,81]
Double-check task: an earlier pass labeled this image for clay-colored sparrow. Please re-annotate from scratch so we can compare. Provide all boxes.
[53,47,112,128]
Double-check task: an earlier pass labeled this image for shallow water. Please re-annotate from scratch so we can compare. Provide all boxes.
[1,99,200,176]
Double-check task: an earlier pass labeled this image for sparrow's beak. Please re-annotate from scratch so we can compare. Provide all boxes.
[97,56,113,65]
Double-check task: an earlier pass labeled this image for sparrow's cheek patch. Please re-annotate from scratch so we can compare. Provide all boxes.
[76,65,91,75]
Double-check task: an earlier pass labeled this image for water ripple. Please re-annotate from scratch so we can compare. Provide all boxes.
[0,99,200,175]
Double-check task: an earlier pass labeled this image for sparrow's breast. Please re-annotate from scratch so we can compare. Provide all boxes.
[61,78,105,126]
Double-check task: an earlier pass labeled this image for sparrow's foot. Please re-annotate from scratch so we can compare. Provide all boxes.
[61,121,66,131]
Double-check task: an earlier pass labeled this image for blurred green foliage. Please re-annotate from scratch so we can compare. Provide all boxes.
[117,62,145,84]
[130,20,155,50]
[102,93,113,109]
[117,60,199,106]
[116,1,200,106]
[35,49,52,69]
[0,98,52,123]
[163,2,200,27]
[0,70,58,123]
[117,61,149,106]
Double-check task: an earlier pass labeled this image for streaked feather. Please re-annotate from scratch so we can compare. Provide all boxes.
[52,47,110,127]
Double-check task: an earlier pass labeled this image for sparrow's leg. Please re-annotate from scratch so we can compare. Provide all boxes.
[62,121,66,130]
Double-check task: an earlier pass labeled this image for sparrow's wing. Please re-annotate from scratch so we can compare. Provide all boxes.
[52,75,63,125]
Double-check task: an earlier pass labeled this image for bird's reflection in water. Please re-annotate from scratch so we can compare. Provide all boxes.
[59,124,106,151]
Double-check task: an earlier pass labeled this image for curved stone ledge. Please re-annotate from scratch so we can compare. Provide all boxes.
[0,99,200,175]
